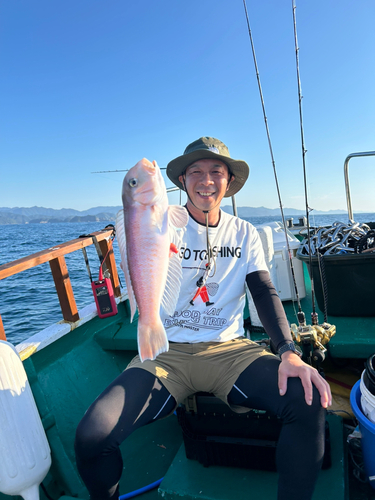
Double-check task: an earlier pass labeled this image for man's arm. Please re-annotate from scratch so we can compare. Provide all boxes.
[245,270,292,351]
[246,270,331,408]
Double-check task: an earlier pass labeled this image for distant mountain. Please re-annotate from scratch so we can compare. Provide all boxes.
[0,205,348,225]
[221,206,347,217]
[0,206,123,224]
[0,212,30,225]
[0,205,122,217]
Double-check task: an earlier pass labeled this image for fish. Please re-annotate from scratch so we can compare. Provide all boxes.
[116,158,189,362]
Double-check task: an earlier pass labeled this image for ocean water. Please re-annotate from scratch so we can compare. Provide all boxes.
[0,212,374,345]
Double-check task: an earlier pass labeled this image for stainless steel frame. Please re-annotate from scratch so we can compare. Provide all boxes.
[344,151,375,221]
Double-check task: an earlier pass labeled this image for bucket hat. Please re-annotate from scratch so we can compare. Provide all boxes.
[166,137,249,197]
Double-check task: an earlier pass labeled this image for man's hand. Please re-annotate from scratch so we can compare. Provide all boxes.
[278,351,332,408]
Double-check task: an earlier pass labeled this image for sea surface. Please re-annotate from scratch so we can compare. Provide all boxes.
[0,212,374,345]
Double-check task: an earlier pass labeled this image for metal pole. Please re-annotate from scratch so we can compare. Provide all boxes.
[344,151,375,221]
[231,196,238,217]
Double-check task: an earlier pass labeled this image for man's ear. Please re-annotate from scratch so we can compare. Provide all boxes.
[226,174,235,191]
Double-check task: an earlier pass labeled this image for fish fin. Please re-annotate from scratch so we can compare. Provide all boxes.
[168,205,189,228]
[161,251,183,316]
[138,318,169,362]
[115,209,137,322]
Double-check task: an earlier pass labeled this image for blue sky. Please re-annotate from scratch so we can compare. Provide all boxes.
[1,0,374,213]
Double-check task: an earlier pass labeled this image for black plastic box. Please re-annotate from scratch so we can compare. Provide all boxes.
[177,393,331,471]
[177,393,282,471]
[177,393,281,471]
[297,245,375,317]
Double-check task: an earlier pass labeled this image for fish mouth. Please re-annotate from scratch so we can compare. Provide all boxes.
[137,158,158,175]
[144,164,157,174]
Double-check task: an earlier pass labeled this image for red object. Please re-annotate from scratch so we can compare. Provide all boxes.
[169,243,179,256]
[91,277,118,318]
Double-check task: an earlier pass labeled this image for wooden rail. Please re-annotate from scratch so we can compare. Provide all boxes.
[0,229,121,339]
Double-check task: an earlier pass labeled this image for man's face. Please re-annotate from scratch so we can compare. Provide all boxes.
[179,159,233,213]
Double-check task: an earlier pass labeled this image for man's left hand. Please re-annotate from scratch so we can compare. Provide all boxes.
[278,351,332,408]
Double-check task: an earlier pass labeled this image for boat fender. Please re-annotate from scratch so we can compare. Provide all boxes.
[0,340,51,500]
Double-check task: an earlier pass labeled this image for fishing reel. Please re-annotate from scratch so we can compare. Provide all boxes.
[290,312,336,366]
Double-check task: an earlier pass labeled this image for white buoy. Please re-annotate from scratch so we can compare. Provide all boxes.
[0,340,51,500]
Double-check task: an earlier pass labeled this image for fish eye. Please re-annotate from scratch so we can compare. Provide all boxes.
[128,178,138,188]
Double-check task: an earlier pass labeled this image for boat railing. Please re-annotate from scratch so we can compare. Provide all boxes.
[344,151,375,221]
[0,228,121,340]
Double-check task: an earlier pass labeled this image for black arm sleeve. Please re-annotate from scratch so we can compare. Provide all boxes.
[246,270,293,352]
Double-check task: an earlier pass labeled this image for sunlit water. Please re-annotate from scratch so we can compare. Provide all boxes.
[0,213,373,345]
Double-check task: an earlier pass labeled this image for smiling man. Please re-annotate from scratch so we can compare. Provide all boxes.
[179,158,232,224]
[75,137,331,500]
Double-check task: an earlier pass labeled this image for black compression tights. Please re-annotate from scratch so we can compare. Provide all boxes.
[75,357,325,500]
[228,356,326,500]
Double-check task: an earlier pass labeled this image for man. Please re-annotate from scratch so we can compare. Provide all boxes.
[75,137,331,500]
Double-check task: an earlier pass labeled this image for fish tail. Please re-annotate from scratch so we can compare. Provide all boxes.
[137,318,169,362]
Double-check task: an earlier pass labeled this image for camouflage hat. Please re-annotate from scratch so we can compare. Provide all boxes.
[166,137,249,197]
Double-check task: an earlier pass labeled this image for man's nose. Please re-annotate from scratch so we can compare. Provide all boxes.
[199,172,214,184]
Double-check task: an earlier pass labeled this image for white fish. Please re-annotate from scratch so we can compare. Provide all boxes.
[116,158,188,361]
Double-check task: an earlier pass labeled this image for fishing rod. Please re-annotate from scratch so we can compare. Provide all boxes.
[91,168,167,173]
[291,0,317,325]
[242,0,335,365]
[91,167,179,193]
[290,0,336,363]
[242,0,303,316]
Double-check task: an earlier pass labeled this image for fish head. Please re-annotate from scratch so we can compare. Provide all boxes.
[122,158,166,207]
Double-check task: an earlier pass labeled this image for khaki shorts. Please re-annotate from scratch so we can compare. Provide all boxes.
[126,337,275,410]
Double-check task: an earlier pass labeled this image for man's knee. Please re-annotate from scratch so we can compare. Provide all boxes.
[280,378,325,424]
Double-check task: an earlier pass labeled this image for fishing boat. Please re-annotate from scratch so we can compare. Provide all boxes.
[0,149,374,500]
[1,0,375,497]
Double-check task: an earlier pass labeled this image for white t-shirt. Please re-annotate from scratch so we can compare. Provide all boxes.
[161,210,268,343]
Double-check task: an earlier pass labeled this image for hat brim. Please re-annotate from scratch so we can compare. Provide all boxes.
[166,150,249,197]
